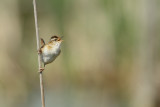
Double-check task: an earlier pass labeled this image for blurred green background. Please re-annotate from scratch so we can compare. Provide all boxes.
[0,0,160,107]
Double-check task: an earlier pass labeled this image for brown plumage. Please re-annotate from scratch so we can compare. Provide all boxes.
[38,35,63,72]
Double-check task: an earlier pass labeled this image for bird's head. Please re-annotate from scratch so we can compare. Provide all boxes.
[50,35,63,46]
[51,35,63,41]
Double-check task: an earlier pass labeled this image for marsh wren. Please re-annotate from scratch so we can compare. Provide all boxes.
[38,35,63,72]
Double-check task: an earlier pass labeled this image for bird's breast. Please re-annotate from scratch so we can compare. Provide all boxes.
[41,45,61,64]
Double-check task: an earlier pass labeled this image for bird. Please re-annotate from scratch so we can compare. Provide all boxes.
[38,35,63,72]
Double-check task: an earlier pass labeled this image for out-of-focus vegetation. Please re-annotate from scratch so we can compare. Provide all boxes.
[0,0,160,107]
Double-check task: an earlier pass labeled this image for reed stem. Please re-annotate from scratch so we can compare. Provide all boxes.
[33,0,45,107]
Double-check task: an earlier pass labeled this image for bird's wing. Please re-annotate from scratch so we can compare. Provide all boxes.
[40,38,45,48]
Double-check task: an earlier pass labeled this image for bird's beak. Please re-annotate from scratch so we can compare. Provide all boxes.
[60,39,64,42]
[58,36,64,42]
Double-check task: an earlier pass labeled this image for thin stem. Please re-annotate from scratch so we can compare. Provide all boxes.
[33,0,45,107]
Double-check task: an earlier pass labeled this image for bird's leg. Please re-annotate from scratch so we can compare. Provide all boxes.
[39,67,44,73]
[37,49,42,54]
[38,63,45,73]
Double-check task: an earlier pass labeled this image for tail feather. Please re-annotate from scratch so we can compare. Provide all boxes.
[40,38,45,47]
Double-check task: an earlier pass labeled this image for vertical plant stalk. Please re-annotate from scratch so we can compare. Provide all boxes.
[33,0,45,107]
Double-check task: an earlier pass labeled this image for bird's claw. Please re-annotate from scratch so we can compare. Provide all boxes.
[39,68,44,73]
[37,49,42,54]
